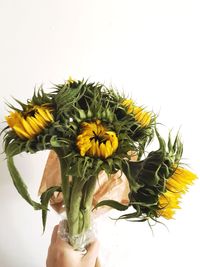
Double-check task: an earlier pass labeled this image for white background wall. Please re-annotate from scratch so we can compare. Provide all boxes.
[0,1,200,267]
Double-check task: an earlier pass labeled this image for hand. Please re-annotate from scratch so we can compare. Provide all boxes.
[46,225,100,267]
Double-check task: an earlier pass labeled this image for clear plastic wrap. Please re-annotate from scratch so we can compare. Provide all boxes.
[58,215,97,252]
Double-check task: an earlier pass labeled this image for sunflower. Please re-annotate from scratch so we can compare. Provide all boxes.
[5,105,54,139]
[157,167,197,219]
[122,99,152,127]
[76,120,118,158]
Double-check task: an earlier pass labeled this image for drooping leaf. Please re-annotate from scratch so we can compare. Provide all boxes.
[7,157,43,210]
[40,186,62,232]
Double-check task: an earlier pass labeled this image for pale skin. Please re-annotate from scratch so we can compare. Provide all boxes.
[46,225,100,267]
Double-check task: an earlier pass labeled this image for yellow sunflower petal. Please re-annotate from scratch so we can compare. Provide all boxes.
[95,140,101,157]
[122,99,134,113]
[134,107,151,127]
[44,109,54,122]
[21,118,36,137]
[88,139,96,157]
[13,125,31,139]
[158,166,197,220]
[105,140,113,157]
[37,107,51,122]
[31,115,46,129]
[173,168,197,184]
[105,131,118,152]
[26,116,42,133]
[99,142,107,158]
[158,191,181,219]
[35,113,48,127]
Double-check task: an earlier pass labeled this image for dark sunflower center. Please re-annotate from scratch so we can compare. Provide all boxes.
[90,130,107,144]
[24,109,37,118]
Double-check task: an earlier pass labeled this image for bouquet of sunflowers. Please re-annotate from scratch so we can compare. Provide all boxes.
[2,78,197,250]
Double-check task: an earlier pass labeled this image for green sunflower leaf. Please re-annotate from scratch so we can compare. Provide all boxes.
[40,186,62,233]
[7,156,44,210]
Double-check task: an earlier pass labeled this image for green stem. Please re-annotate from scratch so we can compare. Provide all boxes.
[81,176,97,233]
[68,175,97,238]
[54,150,97,245]
[68,176,85,236]
[55,150,70,212]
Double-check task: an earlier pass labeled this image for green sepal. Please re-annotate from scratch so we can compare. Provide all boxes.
[94,199,129,211]
[31,85,53,106]
[121,160,141,192]
[7,156,44,210]
[5,140,24,157]
[138,152,164,186]
[11,97,28,111]
[50,135,62,147]
[78,109,87,120]
[40,186,62,232]
[118,211,141,220]
[54,80,86,118]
